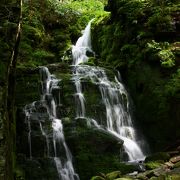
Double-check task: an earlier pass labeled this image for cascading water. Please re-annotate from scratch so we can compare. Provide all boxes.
[72,19,93,66]
[72,19,94,119]
[71,20,145,161]
[24,67,79,180]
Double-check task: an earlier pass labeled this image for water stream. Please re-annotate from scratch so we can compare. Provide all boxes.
[23,19,146,180]
[24,67,79,180]
[71,20,145,161]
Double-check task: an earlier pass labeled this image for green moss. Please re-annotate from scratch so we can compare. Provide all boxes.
[64,125,124,180]
[91,176,105,180]
[145,161,163,170]
[106,171,122,180]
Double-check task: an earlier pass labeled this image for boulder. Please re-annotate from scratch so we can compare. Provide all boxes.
[170,156,180,164]
[145,152,170,163]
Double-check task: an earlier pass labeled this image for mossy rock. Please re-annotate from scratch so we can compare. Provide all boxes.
[90,176,105,180]
[145,161,163,170]
[65,126,124,180]
[145,152,170,163]
[106,171,122,180]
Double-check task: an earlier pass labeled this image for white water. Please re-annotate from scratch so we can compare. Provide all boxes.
[24,67,79,180]
[24,104,33,159]
[72,19,94,66]
[71,20,145,161]
[74,78,86,118]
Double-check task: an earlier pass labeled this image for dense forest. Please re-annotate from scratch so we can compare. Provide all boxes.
[0,0,179,179]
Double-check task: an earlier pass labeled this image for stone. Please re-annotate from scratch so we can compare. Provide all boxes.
[167,151,179,156]
[136,173,148,180]
[168,167,180,175]
[144,171,155,178]
[164,162,174,169]
[170,156,180,163]
[174,161,180,168]
[145,152,170,163]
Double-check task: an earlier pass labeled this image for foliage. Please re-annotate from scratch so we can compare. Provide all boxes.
[93,0,179,66]
[145,161,163,170]
[92,0,180,152]
[147,40,175,68]
[18,0,108,68]
[158,49,175,67]
[66,0,108,26]
[146,13,175,32]
[32,49,55,59]
[164,69,180,97]
[90,171,121,180]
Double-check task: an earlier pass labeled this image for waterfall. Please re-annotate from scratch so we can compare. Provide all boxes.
[72,19,94,66]
[71,20,145,161]
[24,67,79,180]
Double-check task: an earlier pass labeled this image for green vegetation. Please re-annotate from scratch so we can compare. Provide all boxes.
[17,0,108,68]
[91,171,122,180]
[18,0,74,67]
[1,0,179,179]
[146,40,175,68]
[53,0,108,26]
[92,0,180,151]
[93,0,179,68]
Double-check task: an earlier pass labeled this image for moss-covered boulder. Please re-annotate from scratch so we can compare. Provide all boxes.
[145,161,163,170]
[65,122,123,180]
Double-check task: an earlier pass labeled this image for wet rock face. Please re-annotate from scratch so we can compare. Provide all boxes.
[15,65,124,180]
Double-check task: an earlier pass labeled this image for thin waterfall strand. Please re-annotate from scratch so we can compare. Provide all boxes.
[40,67,79,180]
[24,67,79,180]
